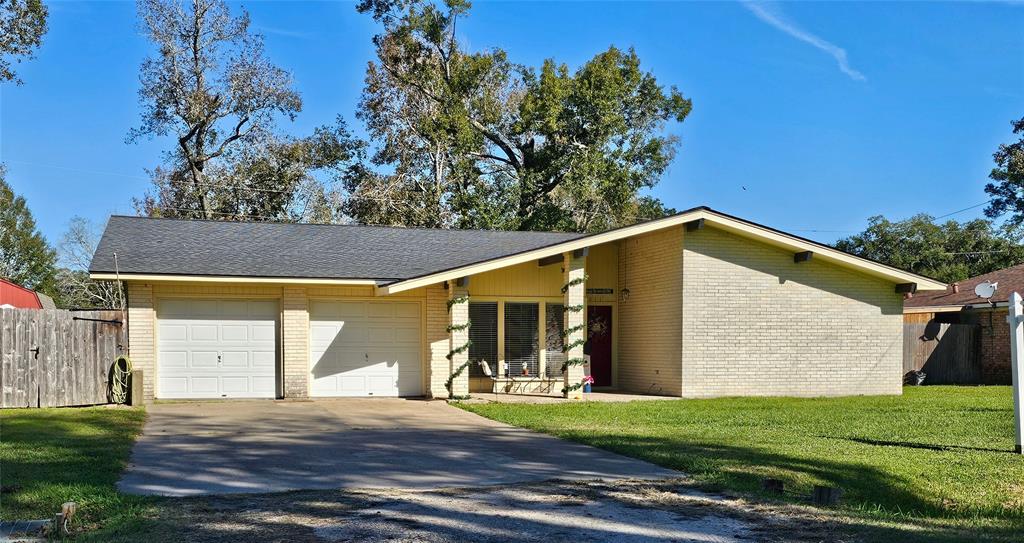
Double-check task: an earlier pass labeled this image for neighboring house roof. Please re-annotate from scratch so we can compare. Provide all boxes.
[89,216,584,284]
[35,291,57,310]
[904,262,1024,311]
[0,278,47,309]
[89,207,948,295]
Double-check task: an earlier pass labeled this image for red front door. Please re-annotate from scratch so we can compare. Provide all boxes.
[587,305,613,387]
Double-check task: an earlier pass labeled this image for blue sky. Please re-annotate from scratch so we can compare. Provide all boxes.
[1,0,1022,246]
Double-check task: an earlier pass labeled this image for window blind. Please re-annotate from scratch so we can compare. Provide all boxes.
[468,302,498,377]
[545,303,565,377]
[504,302,539,377]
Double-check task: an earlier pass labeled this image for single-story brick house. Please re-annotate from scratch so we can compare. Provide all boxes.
[89,206,945,401]
[904,263,1024,384]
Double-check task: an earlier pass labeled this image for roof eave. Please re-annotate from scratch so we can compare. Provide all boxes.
[904,301,1008,313]
[376,208,948,295]
[89,272,387,287]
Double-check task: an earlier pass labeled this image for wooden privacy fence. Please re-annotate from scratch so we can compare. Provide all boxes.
[0,308,126,408]
[903,322,981,384]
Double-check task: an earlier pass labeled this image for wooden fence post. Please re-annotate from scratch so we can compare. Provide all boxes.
[1008,292,1024,454]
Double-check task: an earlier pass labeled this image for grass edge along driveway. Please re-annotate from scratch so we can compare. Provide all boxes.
[0,406,149,537]
[458,386,1024,542]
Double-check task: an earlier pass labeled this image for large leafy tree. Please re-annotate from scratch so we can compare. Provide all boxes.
[984,116,1024,225]
[130,0,310,220]
[0,0,48,84]
[350,0,691,232]
[0,165,57,293]
[835,214,1024,284]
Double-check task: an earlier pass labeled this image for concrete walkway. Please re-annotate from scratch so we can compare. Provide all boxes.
[462,391,679,404]
[119,399,678,496]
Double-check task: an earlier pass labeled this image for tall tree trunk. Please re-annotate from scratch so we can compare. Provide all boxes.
[189,162,213,219]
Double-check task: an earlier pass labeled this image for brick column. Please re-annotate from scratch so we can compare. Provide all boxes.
[282,287,309,398]
[563,251,587,399]
[447,281,471,398]
[426,283,450,398]
[126,282,155,400]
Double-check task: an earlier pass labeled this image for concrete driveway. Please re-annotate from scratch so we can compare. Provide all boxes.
[119,399,678,496]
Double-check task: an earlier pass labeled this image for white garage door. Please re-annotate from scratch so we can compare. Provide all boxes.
[309,300,422,397]
[157,299,278,399]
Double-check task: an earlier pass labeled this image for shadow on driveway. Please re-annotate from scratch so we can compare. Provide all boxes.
[119,399,678,496]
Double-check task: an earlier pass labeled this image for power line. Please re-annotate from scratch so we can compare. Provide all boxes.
[933,199,995,220]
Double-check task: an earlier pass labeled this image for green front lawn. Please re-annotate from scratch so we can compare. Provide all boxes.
[0,406,150,535]
[460,386,1024,540]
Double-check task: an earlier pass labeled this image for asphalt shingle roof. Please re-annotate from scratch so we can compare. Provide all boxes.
[89,216,585,284]
[904,263,1024,308]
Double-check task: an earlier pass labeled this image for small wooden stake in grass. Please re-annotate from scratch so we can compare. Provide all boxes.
[762,478,785,495]
[53,502,76,536]
[812,486,842,506]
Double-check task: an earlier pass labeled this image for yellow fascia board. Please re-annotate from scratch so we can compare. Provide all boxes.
[89,273,379,286]
[376,209,947,296]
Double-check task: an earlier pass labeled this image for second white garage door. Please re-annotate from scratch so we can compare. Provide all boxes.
[309,300,422,397]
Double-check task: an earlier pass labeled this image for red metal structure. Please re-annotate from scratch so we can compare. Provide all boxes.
[0,278,47,309]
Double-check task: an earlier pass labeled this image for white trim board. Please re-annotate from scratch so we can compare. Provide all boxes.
[377,208,948,295]
[90,273,380,286]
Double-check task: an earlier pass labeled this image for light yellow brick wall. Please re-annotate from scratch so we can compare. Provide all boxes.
[126,283,155,399]
[616,226,684,395]
[282,287,309,397]
[447,283,471,397]
[425,283,449,398]
[563,252,587,398]
[681,226,904,397]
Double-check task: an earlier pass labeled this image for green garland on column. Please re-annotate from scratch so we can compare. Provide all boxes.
[446,320,472,332]
[561,338,585,353]
[562,380,587,395]
[561,323,586,337]
[445,292,472,398]
[560,357,587,372]
[446,294,470,312]
[560,274,589,294]
[560,273,590,397]
[445,360,472,397]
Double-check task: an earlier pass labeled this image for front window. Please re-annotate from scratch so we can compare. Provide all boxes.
[545,303,565,377]
[468,302,498,377]
[505,302,539,377]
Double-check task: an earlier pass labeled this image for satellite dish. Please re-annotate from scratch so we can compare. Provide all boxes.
[975,281,998,300]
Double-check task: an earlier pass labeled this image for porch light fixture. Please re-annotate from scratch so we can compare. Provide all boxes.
[620,287,630,302]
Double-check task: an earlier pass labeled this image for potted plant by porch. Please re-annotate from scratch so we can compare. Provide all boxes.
[582,375,595,393]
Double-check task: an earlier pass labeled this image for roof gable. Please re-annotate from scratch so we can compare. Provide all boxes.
[376,207,949,294]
